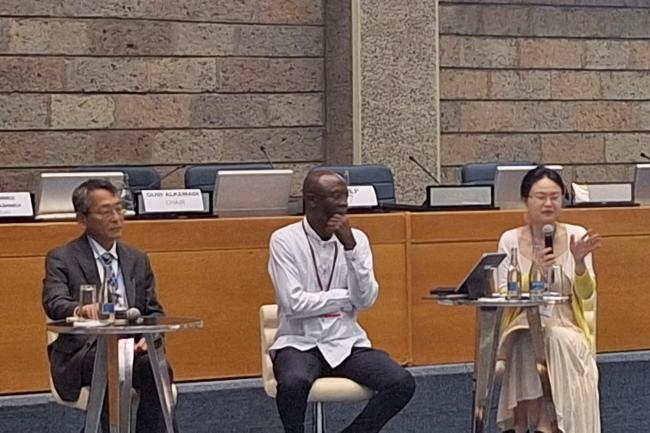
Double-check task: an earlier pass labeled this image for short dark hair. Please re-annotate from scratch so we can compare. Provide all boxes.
[72,179,119,215]
[520,166,566,199]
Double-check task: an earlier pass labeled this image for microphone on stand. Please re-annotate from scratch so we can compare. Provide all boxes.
[408,155,441,184]
[143,164,190,189]
[640,152,650,161]
[260,145,275,169]
[543,224,555,253]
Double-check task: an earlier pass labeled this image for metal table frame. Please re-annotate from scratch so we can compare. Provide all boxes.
[48,317,202,433]
[435,295,568,433]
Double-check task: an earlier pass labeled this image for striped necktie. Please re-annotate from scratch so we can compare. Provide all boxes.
[99,252,122,306]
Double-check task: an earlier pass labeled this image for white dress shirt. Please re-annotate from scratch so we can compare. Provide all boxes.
[87,236,128,309]
[268,217,379,367]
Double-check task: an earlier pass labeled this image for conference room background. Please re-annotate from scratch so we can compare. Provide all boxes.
[2,1,650,432]
[2,1,648,203]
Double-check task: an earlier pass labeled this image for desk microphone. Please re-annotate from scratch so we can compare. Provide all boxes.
[260,145,275,169]
[408,155,440,184]
[543,224,555,253]
[641,152,650,161]
[143,164,190,189]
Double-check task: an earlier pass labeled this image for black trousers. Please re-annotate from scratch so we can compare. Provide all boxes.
[273,346,416,433]
[81,343,173,433]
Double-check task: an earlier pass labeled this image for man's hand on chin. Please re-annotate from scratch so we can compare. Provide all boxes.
[327,214,356,250]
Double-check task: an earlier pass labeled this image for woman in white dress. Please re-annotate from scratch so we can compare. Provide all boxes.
[496,166,602,433]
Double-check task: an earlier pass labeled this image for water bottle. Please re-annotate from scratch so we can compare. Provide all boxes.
[506,247,522,300]
[98,276,115,322]
[529,246,545,300]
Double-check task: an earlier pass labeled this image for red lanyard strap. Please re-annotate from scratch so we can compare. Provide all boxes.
[302,220,339,292]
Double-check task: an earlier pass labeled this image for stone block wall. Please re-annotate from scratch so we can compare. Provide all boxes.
[0,0,324,194]
[439,0,650,185]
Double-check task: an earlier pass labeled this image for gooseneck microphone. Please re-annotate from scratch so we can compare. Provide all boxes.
[408,155,440,184]
[543,224,555,253]
[144,164,190,189]
[640,152,650,161]
[260,145,275,169]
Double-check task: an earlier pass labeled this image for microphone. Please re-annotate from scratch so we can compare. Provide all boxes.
[125,307,141,320]
[641,152,650,161]
[408,155,440,184]
[543,224,554,253]
[260,145,274,169]
[144,164,189,189]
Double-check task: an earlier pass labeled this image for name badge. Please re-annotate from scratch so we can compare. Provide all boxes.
[141,189,204,213]
[347,185,378,208]
[539,304,554,319]
[0,192,33,217]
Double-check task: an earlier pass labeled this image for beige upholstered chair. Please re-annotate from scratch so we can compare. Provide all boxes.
[259,304,374,433]
[47,330,93,410]
[47,330,177,428]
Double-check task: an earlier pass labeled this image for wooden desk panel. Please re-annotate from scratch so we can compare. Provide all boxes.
[0,257,50,393]
[1,208,648,394]
[409,208,650,365]
[0,213,408,394]
[410,242,496,364]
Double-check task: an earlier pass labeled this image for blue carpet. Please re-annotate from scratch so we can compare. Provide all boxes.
[1,353,649,433]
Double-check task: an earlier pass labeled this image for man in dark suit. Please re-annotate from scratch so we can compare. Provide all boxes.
[42,178,170,433]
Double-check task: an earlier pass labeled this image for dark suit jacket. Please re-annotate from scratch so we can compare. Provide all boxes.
[42,235,165,401]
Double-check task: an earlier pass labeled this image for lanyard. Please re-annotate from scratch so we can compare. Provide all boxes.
[302,220,339,292]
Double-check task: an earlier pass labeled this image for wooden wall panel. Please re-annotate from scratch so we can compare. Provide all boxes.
[1,208,648,394]
[410,242,497,364]
[0,257,50,393]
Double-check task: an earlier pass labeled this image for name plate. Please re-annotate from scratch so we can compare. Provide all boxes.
[427,185,493,207]
[347,185,378,208]
[0,192,33,217]
[572,182,633,204]
[141,189,205,213]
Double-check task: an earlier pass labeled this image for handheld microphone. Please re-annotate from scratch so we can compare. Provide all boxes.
[260,145,274,169]
[123,307,144,324]
[125,307,141,320]
[543,224,555,253]
[641,152,650,161]
[408,155,440,184]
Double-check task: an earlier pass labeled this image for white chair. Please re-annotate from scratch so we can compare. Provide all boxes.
[259,304,374,433]
[47,330,95,410]
[47,331,177,431]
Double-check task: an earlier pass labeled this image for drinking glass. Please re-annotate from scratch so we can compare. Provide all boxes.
[79,284,97,308]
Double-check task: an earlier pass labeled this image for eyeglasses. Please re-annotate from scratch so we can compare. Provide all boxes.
[528,193,563,204]
[87,206,125,219]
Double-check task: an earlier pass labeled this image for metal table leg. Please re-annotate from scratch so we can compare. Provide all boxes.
[526,308,560,433]
[118,338,135,433]
[145,335,176,433]
[85,337,107,433]
[106,336,134,433]
[472,306,503,433]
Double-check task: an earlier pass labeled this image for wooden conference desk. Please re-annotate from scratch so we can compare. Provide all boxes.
[1,207,648,394]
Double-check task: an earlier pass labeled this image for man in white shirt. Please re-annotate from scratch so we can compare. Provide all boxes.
[42,179,171,433]
[268,170,415,433]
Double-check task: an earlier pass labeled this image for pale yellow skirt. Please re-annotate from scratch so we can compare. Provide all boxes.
[497,326,600,433]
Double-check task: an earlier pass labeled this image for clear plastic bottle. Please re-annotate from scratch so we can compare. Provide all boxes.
[506,247,522,300]
[529,246,545,300]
